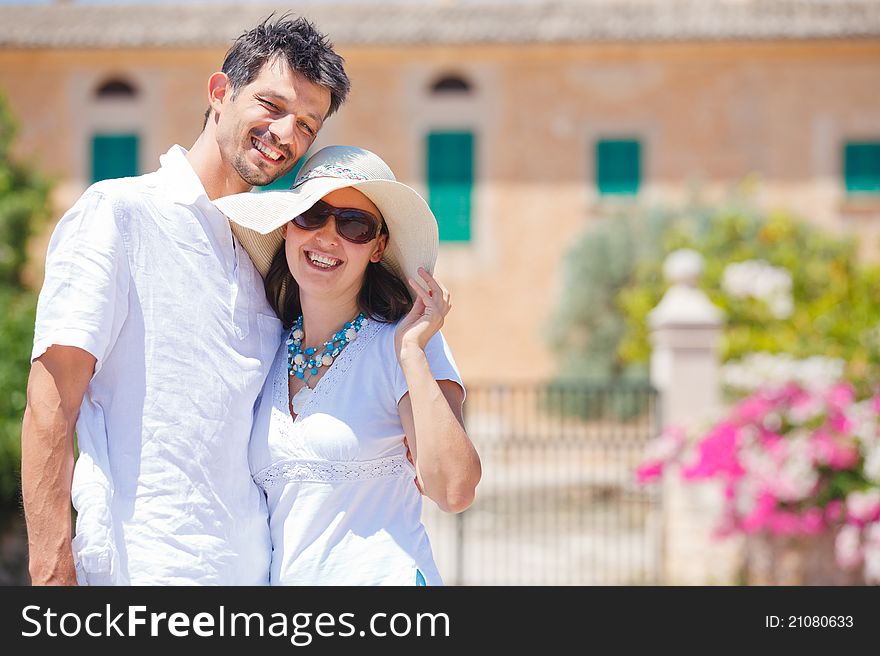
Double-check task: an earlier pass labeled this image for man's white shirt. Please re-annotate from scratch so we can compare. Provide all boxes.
[32,146,283,584]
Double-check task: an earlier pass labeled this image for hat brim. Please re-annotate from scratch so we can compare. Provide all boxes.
[214,176,439,295]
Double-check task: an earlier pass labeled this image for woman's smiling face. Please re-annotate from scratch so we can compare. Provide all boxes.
[283,187,387,301]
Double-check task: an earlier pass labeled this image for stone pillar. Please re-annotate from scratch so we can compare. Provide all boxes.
[649,249,742,584]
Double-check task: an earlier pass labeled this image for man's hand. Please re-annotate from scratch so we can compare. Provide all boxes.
[403,436,424,495]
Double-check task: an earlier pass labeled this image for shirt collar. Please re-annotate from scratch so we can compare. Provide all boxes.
[157,145,211,207]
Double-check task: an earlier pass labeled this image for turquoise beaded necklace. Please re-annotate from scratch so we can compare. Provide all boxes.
[287,312,366,414]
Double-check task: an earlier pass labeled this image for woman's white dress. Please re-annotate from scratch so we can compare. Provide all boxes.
[249,318,464,585]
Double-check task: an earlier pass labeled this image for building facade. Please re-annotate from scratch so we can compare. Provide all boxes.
[1,1,879,383]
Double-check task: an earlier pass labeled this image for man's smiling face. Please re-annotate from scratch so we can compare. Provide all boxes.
[215,58,331,187]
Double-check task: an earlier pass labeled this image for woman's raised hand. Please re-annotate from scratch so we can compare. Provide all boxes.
[394,267,452,356]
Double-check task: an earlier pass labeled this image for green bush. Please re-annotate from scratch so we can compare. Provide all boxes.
[545,204,690,418]
[0,289,36,509]
[549,191,880,398]
[0,94,51,509]
[547,205,679,381]
[617,205,880,384]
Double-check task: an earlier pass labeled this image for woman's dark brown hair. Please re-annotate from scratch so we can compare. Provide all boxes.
[264,221,413,328]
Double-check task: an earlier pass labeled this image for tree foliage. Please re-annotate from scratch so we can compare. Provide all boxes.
[0,94,51,509]
[618,204,880,384]
[547,205,678,381]
[550,191,880,391]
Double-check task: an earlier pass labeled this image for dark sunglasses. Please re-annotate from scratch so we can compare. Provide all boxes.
[290,199,382,245]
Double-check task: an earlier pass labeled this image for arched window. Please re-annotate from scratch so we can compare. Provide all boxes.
[89,77,141,182]
[430,75,472,95]
[95,78,138,100]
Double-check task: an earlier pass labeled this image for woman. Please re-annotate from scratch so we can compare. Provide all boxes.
[214,145,481,585]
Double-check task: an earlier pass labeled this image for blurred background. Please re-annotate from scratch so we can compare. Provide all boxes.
[0,0,879,585]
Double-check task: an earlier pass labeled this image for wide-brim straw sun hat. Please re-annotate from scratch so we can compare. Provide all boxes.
[213,145,439,298]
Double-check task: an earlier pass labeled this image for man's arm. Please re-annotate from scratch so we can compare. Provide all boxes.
[21,345,96,585]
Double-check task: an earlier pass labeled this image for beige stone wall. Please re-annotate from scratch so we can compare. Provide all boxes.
[1,40,879,383]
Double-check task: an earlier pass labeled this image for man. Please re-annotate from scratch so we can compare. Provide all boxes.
[21,16,350,585]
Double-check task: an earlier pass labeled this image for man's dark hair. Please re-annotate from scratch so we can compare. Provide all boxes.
[264,221,413,329]
[203,14,350,127]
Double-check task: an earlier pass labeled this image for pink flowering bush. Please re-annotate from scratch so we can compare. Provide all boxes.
[638,381,880,584]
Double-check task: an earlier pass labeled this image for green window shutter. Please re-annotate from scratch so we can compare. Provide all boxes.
[844,142,880,194]
[258,155,307,191]
[92,134,139,183]
[427,131,473,242]
[596,139,641,195]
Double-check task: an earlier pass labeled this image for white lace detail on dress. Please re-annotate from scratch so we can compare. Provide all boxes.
[272,318,382,425]
[270,340,299,447]
[310,317,382,405]
[254,454,410,490]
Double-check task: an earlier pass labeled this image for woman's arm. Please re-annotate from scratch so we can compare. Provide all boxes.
[395,269,481,513]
